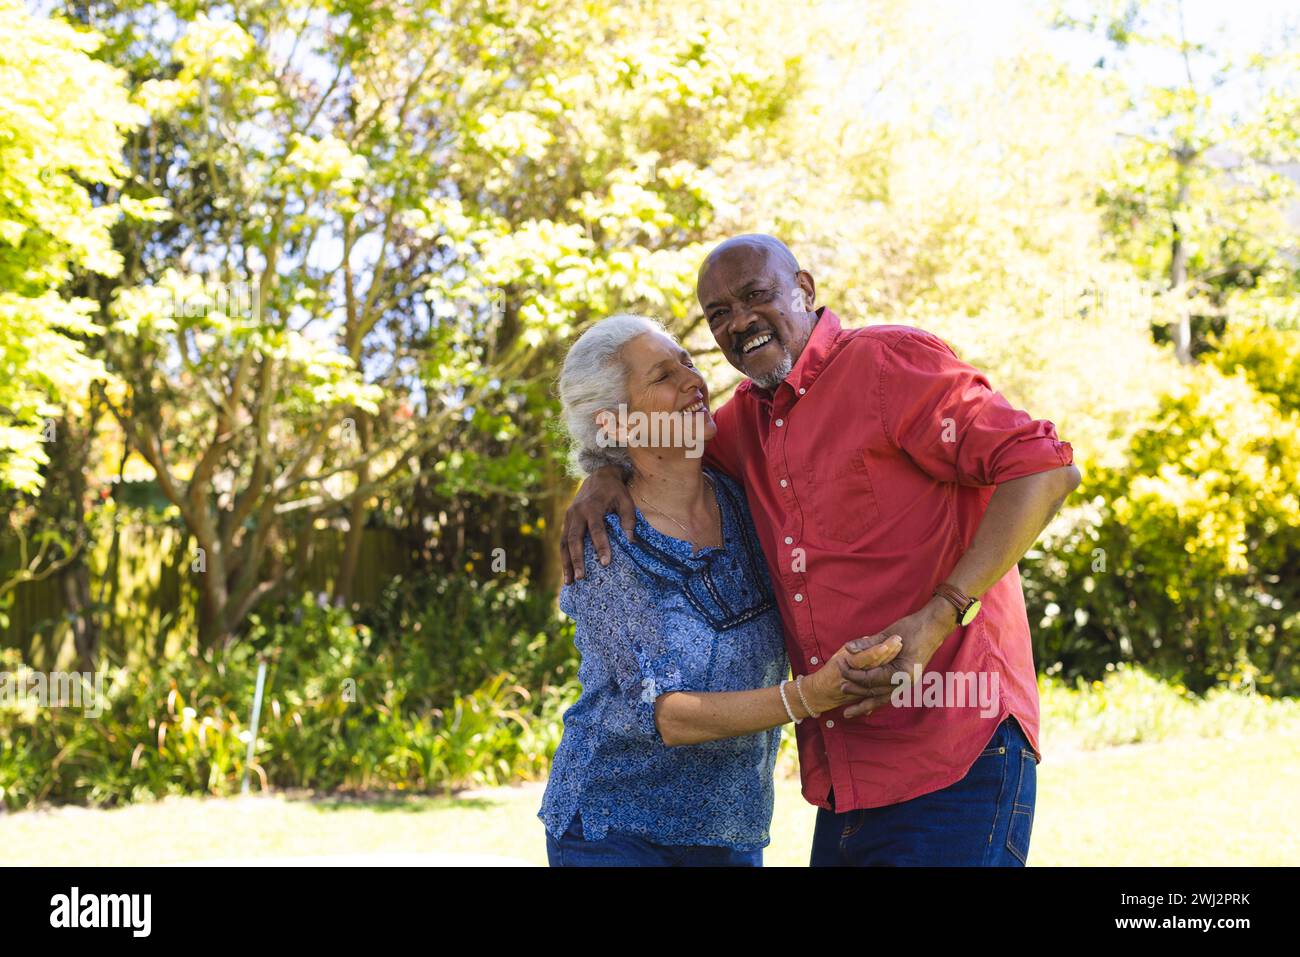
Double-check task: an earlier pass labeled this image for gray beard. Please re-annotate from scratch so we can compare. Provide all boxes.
[749,348,794,391]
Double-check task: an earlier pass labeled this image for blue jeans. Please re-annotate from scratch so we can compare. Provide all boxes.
[810,716,1037,866]
[545,811,764,867]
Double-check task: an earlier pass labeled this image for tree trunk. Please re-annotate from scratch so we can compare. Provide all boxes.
[195,548,232,650]
[46,409,100,670]
[1170,147,1194,365]
[334,413,371,607]
[60,563,97,673]
[537,450,573,598]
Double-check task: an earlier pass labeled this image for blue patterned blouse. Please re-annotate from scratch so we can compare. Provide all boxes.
[538,466,789,851]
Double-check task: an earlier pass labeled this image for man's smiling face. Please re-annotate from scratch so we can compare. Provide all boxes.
[696,238,817,390]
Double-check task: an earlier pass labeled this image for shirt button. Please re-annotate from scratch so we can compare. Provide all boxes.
[799,388,806,395]
[794,593,803,602]
[780,479,788,488]
[784,536,793,545]
[825,719,835,729]
[810,656,819,665]
[775,418,784,427]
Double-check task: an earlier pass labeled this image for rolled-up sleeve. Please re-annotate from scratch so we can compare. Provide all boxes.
[880,330,1074,486]
[558,539,688,743]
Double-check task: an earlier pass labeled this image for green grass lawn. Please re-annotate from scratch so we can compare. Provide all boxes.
[3,724,1297,866]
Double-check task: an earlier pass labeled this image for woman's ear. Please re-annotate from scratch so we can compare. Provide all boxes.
[594,408,625,447]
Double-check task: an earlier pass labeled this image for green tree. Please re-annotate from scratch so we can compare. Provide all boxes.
[78,0,809,644]
[1053,0,1300,361]
[0,0,146,641]
[0,0,144,494]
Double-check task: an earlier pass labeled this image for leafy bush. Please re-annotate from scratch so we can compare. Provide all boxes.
[1,586,580,810]
[355,573,577,702]
[1039,663,1300,750]
[1024,364,1300,694]
[1210,322,1300,415]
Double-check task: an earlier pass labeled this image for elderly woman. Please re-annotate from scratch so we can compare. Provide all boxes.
[538,314,902,866]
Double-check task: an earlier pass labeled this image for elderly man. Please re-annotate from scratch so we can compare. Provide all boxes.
[561,234,1080,866]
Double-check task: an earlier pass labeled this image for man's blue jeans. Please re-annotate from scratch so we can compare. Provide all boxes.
[545,811,764,867]
[810,716,1037,866]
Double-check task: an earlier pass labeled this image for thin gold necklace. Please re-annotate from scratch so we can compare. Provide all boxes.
[631,473,720,543]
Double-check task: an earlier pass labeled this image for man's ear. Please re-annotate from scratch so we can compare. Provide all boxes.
[796,270,816,313]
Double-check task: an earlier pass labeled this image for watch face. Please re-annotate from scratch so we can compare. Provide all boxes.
[960,599,982,626]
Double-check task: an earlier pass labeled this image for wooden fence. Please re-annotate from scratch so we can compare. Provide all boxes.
[1,525,411,669]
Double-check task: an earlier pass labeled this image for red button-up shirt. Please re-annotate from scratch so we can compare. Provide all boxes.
[703,307,1074,811]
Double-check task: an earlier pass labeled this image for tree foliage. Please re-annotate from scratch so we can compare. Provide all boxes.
[0,0,143,493]
[67,0,812,643]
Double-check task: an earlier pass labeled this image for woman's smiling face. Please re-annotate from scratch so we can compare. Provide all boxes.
[596,331,716,456]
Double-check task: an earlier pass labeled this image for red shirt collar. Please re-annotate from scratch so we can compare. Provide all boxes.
[736,306,843,403]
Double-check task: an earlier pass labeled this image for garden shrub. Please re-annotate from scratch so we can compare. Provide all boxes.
[1023,364,1300,694]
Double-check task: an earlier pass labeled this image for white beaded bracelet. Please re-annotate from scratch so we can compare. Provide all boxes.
[778,679,801,724]
[794,674,820,718]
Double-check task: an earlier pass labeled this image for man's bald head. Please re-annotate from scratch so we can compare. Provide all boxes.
[697,234,801,287]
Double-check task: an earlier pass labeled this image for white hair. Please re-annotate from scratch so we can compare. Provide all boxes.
[557,313,674,478]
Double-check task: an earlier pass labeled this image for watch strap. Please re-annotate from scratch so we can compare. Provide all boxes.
[933,582,974,623]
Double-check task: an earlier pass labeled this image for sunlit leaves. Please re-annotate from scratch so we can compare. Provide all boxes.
[280,133,370,196]
[173,12,254,82]
[0,0,141,492]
